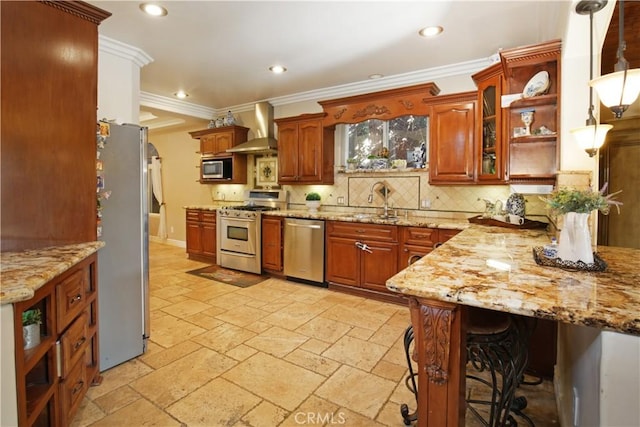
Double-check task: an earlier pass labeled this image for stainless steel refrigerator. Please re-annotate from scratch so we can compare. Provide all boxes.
[97,123,149,371]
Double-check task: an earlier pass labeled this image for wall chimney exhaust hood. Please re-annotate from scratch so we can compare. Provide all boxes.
[226,102,277,154]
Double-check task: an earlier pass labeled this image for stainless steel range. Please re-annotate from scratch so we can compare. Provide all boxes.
[217,189,288,274]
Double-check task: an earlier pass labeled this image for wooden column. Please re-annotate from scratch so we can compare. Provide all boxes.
[408,297,467,426]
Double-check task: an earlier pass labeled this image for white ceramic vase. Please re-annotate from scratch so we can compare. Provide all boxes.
[23,324,41,350]
[306,201,321,213]
[557,212,593,264]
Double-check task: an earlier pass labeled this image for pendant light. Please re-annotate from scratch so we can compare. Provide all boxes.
[589,0,640,118]
[571,0,613,157]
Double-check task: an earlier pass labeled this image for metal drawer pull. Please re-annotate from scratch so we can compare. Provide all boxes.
[355,241,372,253]
[69,294,82,304]
[74,336,87,350]
[72,380,85,395]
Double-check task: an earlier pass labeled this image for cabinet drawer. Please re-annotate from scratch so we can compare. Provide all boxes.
[56,268,87,333]
[439,229,461,243]
[201,211,216,224]
[402,227,438,247]
[327,221,397,242]
[59,355,87,425]
[59,312,89,378]
[186,209,201,222]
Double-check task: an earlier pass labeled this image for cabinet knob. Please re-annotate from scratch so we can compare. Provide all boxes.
[69,294,82,304]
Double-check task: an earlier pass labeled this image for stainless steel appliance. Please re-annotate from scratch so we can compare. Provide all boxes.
[97,123,149,371]
[201,157,232,179]
[284,218,326,286]
[217,189,288,274]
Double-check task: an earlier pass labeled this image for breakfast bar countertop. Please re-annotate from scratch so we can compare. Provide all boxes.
[386,225,640,336]
[0,241,105,305]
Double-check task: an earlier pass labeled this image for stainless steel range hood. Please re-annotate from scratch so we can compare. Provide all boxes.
[226,102,277,154]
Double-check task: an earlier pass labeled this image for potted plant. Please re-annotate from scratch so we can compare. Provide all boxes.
[22,308,42,350]
[541,184,621,264]
[305,192,321,213]
[346,158,358,170]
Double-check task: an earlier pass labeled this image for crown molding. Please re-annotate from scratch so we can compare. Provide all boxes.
[140,57,492,116]
[140,92,215,119]
[99,35,153,68]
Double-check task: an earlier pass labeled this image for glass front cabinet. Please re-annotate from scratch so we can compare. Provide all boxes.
[472,62,506,183]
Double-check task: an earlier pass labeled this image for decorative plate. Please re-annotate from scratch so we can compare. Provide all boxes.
[522,71,550,98]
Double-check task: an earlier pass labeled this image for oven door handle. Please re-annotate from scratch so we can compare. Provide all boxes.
[222,217,256,224]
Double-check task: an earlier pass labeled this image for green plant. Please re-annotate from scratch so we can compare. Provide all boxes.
[540,183,622,215]
[305,192,321,201]
[22,308,42,326]
[346,158,358,164]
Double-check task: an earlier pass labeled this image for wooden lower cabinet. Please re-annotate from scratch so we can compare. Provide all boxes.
[325,221,400,302]
[261,215,283,273]
[186,209,216,263]
[326,222,462,303]
[13,253,99,427]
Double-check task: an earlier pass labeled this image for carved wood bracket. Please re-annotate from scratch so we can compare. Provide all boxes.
[409,297,456,385]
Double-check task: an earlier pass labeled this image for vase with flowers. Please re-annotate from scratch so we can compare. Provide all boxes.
[541,184,622,264]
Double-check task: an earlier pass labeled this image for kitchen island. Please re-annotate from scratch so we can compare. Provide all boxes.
[385,225,640,426]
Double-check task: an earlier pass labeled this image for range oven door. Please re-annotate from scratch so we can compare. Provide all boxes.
[218,215,257,256]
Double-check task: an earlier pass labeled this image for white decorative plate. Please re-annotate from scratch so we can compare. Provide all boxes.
[522,71,550,98]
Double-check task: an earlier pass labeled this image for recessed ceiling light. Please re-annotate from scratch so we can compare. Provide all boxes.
[174,90,188,99]
[419,26,443,37]
[369,73,384,79]
[139,3,168,17]
[269,65,287,74]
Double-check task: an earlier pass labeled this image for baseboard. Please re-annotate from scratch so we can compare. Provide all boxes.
[149,236,185,248]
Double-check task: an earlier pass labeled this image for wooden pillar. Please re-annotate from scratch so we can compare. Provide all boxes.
[408,297,467,426]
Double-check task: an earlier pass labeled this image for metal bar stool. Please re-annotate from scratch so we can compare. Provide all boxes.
[400,308,534,426]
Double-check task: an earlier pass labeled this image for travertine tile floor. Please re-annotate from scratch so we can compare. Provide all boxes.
[72,242,559,426]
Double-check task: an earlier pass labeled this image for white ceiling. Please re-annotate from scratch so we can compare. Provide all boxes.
[88,1,572,121]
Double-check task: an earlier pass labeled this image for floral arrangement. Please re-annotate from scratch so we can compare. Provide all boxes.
[540,183,622,215]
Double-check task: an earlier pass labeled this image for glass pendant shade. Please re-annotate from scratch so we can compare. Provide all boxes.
[570,124,613,157]
[589,69,640,118]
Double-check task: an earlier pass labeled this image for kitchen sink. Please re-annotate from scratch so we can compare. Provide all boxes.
[341,213,373,220]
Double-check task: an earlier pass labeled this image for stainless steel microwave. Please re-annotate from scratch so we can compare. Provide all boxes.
[201,157,232,179]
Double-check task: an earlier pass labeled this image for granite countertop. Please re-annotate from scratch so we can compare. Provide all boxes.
[386,225,640,336]
[0,241,105,305]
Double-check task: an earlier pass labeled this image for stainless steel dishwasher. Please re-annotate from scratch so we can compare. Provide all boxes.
[284,218,325,285]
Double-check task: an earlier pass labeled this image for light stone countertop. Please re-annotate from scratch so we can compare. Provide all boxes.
[0,242,105,305]
[386,225,640,336]
[184,205,479,230]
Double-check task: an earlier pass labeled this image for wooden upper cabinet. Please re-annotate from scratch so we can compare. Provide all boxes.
[189,125,249,156]
[500,40,561,184]
[275,113,334,184]
[429,92,477,184]
[472,63,507,183]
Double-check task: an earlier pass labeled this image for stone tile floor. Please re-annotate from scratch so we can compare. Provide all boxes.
[71,242,559,426]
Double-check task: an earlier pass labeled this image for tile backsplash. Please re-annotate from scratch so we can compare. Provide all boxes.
[282,171,548,217]
[207,160,548,218]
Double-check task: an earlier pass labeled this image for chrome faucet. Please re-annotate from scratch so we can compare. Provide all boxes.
[368,181,391,217]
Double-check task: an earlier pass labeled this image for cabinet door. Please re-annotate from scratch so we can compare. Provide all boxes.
[399,245,432,270]
[429,101,476,183]
[200,135,216,154]
[360,240,398,293]
[325,236,359,286]
[277,123,299,182]
[297,119,323,182]
[201,223,216,258]
[476,72,506,182]
[215,132,233,154]
[186,221,203,255]
[262,216,283,271]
